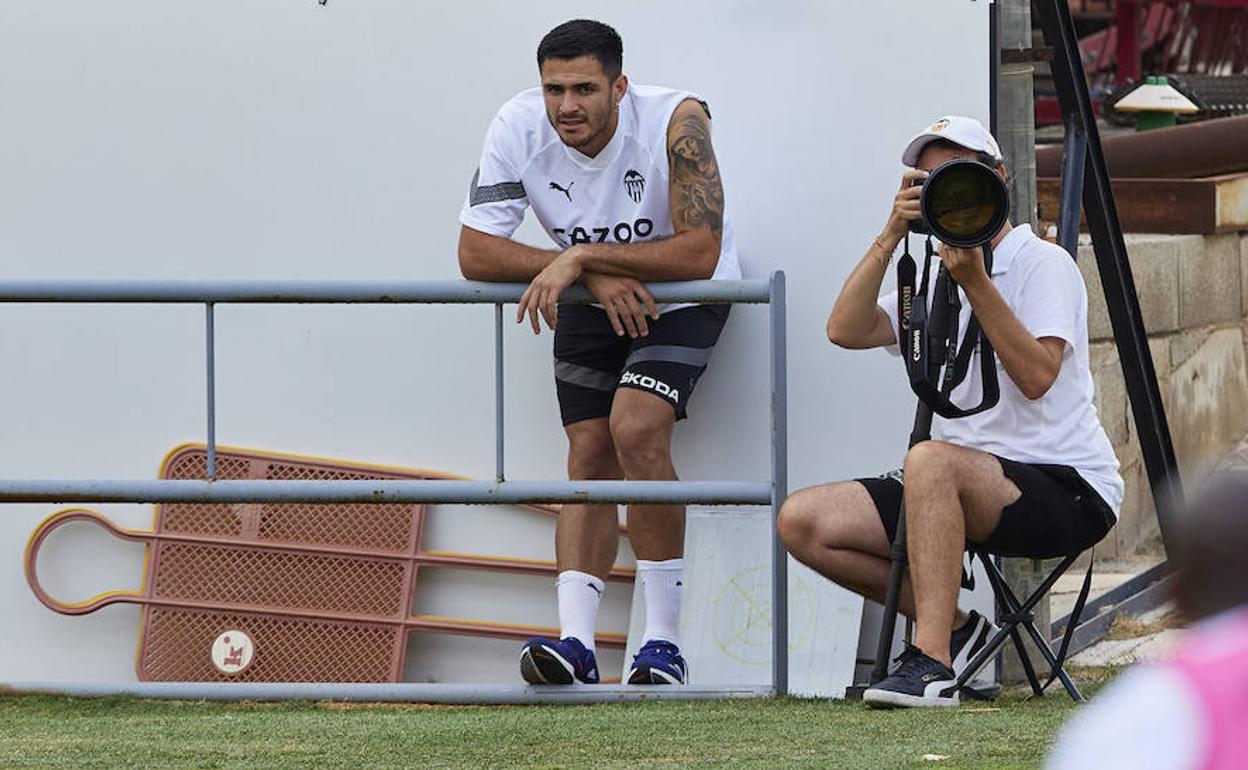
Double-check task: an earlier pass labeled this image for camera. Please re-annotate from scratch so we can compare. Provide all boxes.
[907,157,1009,248]
[908,176,933,236]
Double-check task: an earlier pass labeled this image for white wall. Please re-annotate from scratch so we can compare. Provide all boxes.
[0,0,990,691]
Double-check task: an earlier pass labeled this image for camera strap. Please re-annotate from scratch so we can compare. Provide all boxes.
[897,236,1000,419]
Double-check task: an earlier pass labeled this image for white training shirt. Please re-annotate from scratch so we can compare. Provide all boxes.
[878,225,1124,514]
[459,83,741,312]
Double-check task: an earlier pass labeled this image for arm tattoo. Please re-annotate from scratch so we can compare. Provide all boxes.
[668,112,724,236]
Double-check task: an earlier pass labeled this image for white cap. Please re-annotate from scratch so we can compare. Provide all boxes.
[901,115,1003,167]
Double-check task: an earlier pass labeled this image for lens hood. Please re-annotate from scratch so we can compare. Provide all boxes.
[917,158,1009,248]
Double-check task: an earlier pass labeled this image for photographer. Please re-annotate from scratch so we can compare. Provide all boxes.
[777,116,1123,708]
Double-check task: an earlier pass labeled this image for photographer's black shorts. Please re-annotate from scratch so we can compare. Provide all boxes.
[856,455,1116,559]
[553,304,729,426]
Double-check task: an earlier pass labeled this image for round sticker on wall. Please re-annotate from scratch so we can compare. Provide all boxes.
[211,630,255,675]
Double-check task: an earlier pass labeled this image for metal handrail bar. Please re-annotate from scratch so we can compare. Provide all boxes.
[0,279,768,304]
[2,681,774,704]
[0,479,772,505]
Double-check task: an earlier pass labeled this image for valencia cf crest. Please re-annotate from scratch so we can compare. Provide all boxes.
[623,169,646,203]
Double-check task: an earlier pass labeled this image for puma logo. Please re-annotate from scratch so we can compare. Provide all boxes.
[549,180,574,201]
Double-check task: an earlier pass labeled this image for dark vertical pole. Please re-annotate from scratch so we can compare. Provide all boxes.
[867,400,936,686]
[1057,115,1088,258]
[1034,0,1182,548]
[990,0,999,136]
[1116,0,1141,87]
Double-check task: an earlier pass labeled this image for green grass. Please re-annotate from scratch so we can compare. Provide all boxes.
[0,678,1110,770]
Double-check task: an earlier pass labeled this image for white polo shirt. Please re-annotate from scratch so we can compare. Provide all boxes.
[878,225,1124,515]
[459,83,741,314]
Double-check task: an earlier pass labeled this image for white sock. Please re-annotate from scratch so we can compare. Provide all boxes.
[636,558,684,646]
[556,570,605,652]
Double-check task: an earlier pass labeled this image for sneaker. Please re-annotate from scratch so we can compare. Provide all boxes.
[519,637,599,684]
[627,639,687,685]
[950,609,1000,678]
[863,645,959,708]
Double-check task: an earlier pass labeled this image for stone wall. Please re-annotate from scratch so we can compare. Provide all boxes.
[1078,232,1248,562]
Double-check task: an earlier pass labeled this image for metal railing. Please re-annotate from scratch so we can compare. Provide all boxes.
[1,274,788,703]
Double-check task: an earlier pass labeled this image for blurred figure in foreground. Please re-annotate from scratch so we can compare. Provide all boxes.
[1046,474,1248,769]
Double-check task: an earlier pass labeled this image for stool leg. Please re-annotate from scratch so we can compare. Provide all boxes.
[869,507,909,684]
[955,625,1012,688]
[1016,613,1085,702]
[980,553,1047,695]
[1009,626,1045,696]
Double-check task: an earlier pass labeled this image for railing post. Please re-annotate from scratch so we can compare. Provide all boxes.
[494,303,505,482]
[205,302,217,480]
[769,271,789,696]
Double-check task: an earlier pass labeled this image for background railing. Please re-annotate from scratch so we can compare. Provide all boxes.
[0,273,788,703]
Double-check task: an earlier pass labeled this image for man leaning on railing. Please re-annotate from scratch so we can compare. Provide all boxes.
[455,19,741,686]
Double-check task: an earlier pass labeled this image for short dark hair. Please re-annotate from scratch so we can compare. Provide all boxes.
[537,19,623,82]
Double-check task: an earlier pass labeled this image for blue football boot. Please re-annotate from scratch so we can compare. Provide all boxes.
[627,639,687,685]
[519,636,599,684]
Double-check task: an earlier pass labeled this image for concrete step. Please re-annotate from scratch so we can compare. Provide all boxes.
[1049,559,1164,620]
[1070,604,1184,668]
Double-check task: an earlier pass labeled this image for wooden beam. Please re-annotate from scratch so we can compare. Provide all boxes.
[1038,173,1248,234]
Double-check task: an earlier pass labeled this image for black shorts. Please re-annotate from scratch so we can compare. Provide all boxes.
[856,456,1116,559]
[553,304,729,426]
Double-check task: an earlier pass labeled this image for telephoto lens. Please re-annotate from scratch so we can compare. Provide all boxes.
[909,158,1009,248]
